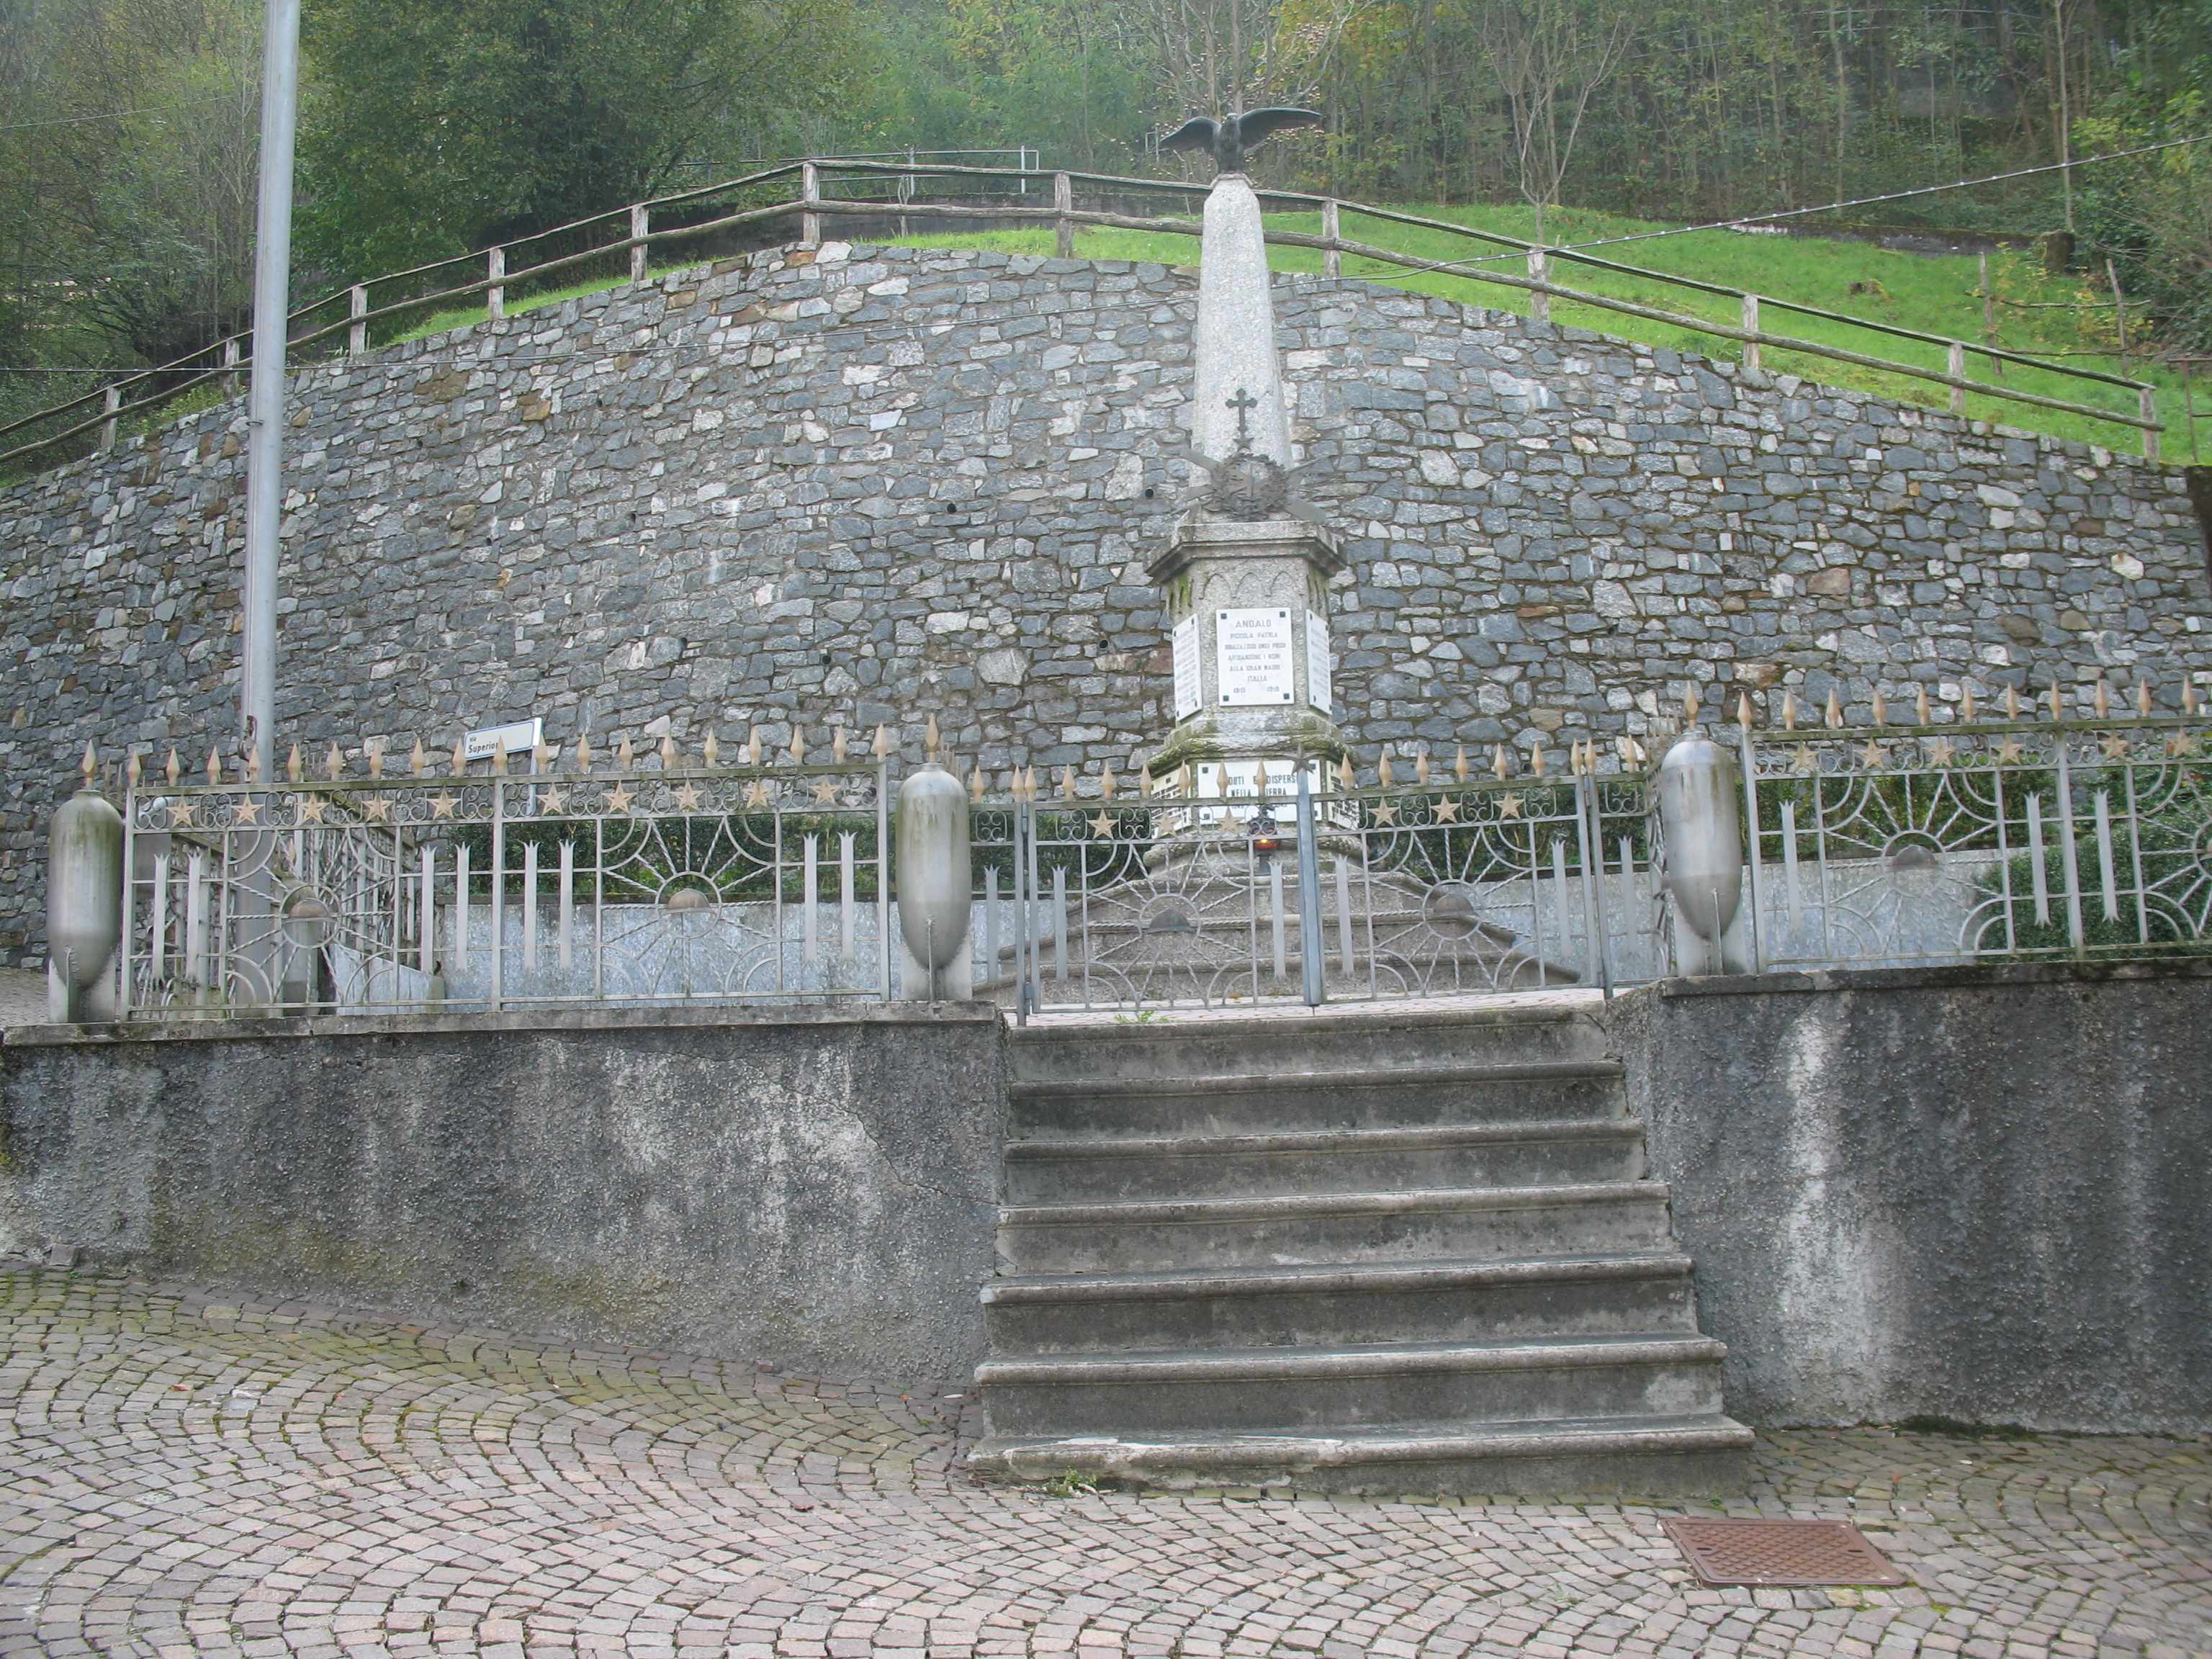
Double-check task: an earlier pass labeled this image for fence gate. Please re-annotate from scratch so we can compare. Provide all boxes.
[967,758,1661,1019]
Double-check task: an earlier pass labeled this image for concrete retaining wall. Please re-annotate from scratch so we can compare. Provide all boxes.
[1614,961,2212,1435]
[3,240,2208,964]
[0,1002,1006,1383]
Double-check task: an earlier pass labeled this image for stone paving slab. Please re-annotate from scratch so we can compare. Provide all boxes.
[0,1269,2205,1658]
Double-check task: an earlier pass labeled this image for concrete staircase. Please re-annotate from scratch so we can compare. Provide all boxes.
[964,1006,1753,1496]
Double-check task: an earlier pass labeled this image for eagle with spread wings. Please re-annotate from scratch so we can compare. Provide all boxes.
[1157,108,1323,174]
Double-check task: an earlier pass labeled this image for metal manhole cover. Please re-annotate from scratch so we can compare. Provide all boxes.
[1661,1519,1907,1586]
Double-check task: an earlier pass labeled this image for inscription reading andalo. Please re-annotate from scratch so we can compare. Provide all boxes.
[1217,608,1295,706]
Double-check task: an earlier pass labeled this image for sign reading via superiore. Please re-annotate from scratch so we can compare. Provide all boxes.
[1216,608,1295,706]
[1172,614,1203,719]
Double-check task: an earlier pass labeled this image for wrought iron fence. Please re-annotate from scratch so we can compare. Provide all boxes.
[966,754,1662,1018]
[96,701,2212,1022]
[120,756,890,1018]
[953,704,2212,1017]
[1732,709,2212,972]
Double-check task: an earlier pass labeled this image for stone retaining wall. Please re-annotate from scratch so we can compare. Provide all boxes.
[1614,961,2212,1436]
[2,241,2206,962]
[0,1003,1007,1382]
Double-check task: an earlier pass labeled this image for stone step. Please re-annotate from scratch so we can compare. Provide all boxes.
[982,1251,1701,1352]
[1007,1006,1606,1085]
[1010,1059,1627,1137]
[964,1413,1756,1497]
[1002,1119,1645,1203]
[974,1334,1728,1434]
[996,1182,1675,1275]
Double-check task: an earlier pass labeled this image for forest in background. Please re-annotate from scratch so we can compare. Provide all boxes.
[1,0,2206,439]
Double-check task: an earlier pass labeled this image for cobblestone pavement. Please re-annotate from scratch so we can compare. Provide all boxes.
[1,1272,2206,1658]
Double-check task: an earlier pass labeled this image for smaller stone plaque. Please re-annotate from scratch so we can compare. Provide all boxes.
[1216,608,1295,706]
[1305,610,1333,714]
[1172,614,1203,719]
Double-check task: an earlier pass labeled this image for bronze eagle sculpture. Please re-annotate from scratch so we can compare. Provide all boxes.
[1157,108,1323,174]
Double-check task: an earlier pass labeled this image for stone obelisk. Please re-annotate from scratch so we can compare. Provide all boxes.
[1147,166,1346,811]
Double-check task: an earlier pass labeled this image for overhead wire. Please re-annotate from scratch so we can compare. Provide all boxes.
[1381,133,2212,269]
[0,94,236,133]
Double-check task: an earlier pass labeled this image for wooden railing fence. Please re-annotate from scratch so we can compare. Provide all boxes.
[1,158,2167,475]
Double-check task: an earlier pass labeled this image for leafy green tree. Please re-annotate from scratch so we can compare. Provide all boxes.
[0,0,260,381]
[299,0,866,278]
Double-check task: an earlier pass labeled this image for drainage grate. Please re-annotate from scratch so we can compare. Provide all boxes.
[1661,1519,1907,1586]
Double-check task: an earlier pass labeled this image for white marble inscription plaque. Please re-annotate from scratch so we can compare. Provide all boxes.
[1217,608,1295,706]
[1171,613,1202,719]
[1304,610,1333,714]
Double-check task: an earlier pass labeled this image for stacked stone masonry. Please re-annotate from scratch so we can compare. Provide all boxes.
[1,240,2207,962]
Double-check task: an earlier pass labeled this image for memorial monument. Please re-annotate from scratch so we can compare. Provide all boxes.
[1146,109,1347,816]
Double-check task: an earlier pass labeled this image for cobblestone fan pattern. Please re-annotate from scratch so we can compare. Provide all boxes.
[2,243,2208,961]
[2,1271,2207,1657]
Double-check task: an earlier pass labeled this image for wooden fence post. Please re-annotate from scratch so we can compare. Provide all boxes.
[1323,200,1341,279]
[487,246,505,320]
[1979,250,2002,378]
[1053,172,1074,258]
[1740,295,1760,374]
[2107,258,2128,371]
[99,385,120,453]
[349,284,367,355]
[631,204,649,284]
[1527,248,1548,324]
[222,337,240,397]
[2141,386,2160,463]
[801,161,822,249]
[1948,341,1966,416]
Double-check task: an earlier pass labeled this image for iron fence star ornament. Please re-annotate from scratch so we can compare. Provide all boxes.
[1158,108,1323,174]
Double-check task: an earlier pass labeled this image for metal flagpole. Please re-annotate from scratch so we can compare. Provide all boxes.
[239,0,301,775]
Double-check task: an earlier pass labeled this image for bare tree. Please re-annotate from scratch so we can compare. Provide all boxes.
[1472,0,1637,246]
